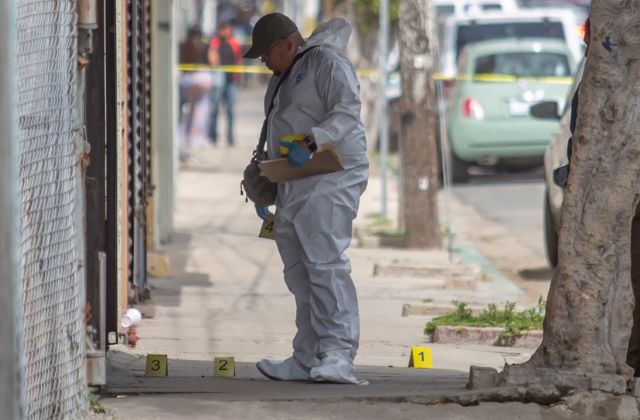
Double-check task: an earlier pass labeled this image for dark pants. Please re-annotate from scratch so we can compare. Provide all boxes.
[626,205,640,374]
[208,79,236,145]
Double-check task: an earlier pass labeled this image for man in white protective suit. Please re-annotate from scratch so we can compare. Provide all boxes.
[245,13,369,385]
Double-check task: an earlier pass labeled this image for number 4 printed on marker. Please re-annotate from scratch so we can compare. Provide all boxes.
[259,212,276,240]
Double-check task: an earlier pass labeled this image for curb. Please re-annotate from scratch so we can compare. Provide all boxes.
[453,237,524,299]
[432,325,542,348]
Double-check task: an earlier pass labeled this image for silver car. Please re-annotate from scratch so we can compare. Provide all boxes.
[531,59,585,267]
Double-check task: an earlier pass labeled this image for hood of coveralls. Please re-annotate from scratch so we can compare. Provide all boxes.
[303,18,352,52]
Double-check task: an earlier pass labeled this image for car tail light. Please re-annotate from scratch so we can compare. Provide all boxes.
[578,19,590,41]
[462,97,484,119]
[577,22,586,39]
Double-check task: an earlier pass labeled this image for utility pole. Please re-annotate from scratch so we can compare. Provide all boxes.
[0,1,25,418]
[378,0,389,217]
[202,0,218,36]
[398,0,440,248]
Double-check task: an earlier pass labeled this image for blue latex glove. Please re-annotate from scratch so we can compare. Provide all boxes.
[280,141,311,168]
[255,205,269,220]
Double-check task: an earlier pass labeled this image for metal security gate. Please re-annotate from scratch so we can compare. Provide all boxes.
[16,0,87,418]
[127,0,153,302]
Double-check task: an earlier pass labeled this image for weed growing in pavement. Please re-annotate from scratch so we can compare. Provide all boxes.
[480,270,494,282]
[374,230,405,238]
[365,212,394,231]
[88,390,106,414]
[424,297,546,339]
[439,224,453,240]
[365,212,390,224]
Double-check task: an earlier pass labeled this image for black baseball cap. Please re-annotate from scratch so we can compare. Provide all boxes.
[244,13,298,59]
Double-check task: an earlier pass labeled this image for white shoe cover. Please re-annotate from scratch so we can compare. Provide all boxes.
[256,357,311,381]
[309,358,369,385]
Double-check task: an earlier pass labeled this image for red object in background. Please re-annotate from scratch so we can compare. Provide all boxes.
[127,326,139,347]
[578,18,590,43]
[443,78,455,97]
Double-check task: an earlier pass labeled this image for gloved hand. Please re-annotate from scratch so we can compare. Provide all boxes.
[280,141,311,168]
[255,205,269,220]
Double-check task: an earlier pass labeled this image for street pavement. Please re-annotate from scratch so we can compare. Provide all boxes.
[450,178,552,306]
[97,86,563,419]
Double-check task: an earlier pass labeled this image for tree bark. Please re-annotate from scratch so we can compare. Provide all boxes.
[398,0,440,248]
[526,1,640,376]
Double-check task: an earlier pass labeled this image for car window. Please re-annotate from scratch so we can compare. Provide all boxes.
[435,5,455,20]
[474,51,571,78]
[456,21,565,60]
[464,3,502,12]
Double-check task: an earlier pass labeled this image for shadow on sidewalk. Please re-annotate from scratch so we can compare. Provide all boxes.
[148,232,211,308]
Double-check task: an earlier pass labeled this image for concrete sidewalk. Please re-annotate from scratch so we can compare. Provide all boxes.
[97,87,548,419]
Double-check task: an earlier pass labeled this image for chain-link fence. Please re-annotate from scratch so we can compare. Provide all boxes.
[17,0,87,418]
[1,2,25,418]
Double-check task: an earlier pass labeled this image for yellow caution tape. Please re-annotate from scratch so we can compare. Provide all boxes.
[178,63,272,74]
[177,64,572,84]
[456,73,573,84]
[177,63,382,77]
[435,72,572,84]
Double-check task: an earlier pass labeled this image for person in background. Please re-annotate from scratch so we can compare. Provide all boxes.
[208,21,243,147]
[180,26,208,65]
[178,26,215,155]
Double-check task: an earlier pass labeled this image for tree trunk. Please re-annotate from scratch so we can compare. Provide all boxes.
[398,0,440,248]
[526,2,640,376]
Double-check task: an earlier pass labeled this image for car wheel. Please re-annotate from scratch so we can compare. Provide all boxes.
[544,188,559,268]
[451,152,470,184]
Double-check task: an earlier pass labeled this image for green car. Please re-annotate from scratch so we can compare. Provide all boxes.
[446,38,576,182]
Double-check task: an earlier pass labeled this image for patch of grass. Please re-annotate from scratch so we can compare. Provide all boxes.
[88,391,106,414]
[480,270,494,282]
[365,212,393,227]
[424,297,546,339]
[439,224,454,240]
[373,230,405,238]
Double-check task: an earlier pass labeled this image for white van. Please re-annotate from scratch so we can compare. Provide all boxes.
[437,8,582,83]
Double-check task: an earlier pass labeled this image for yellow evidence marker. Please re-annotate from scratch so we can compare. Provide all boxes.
[408,346,433,369]
[145,354,168,377]
[258,212,276,240]
[214,356,236,378]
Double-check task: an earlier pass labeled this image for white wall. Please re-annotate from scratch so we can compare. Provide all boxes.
[152,0,178,245]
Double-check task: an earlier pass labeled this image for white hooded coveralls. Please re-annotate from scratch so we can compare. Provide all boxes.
[262,18,368,383]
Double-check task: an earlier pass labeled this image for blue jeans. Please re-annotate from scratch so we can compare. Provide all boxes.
[208,79,236,145]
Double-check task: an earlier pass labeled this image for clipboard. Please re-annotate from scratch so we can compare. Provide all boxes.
[258,150,344,182]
